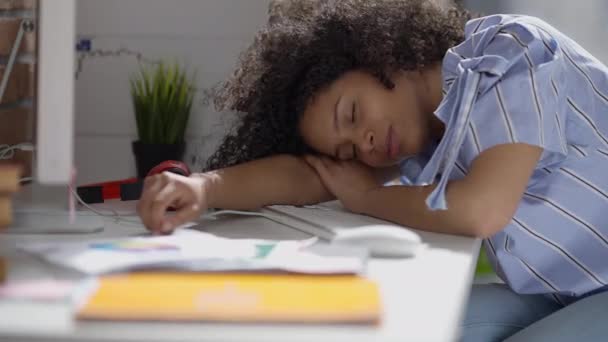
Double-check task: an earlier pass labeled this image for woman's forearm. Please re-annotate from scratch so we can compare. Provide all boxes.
[197,154,335,210]
[357,181,486,237]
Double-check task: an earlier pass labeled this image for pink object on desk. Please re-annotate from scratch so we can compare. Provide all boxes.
[0,280,78,301]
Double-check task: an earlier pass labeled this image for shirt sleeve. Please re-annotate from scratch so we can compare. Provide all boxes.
[419,16,570,210]
[459,18,569,169]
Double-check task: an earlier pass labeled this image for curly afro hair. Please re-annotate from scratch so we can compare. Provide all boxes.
[205,0,471,171]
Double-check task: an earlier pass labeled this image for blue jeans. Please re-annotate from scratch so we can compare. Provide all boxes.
[461,284,608,342]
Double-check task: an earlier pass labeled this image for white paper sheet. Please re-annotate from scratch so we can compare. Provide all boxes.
[19,229,366,275]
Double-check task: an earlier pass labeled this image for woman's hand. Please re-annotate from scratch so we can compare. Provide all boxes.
[137,172,208,235]
[304,155,382,213]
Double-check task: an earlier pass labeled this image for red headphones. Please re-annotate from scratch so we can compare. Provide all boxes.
[76,160,191,204]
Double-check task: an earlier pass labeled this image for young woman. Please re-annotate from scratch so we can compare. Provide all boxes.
[137,1,608,340]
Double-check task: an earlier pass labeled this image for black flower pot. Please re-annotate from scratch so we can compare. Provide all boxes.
[132,141,185,179]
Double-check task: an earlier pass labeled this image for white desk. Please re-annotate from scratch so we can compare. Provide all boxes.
[0,202,480,342]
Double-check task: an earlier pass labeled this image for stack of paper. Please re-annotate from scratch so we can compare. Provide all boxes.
[0,164,21,228]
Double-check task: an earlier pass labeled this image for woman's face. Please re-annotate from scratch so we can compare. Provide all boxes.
[299,69,441,168]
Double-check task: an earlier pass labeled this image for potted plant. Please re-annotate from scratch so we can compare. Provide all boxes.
[130,62,195,178]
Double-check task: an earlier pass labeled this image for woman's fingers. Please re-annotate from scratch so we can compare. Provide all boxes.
[137,174,166,232]
[161,203,202,234]
[137,172,207,235]
[149,181,180,234]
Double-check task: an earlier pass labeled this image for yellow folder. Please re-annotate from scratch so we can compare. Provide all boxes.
[78,273,381,324]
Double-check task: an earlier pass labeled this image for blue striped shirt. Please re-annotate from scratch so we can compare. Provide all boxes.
[399,14,608,304]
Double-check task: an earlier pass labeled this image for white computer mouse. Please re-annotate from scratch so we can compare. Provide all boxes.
[331,225,423,258]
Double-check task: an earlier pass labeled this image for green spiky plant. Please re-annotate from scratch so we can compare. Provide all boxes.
[130,62,195,145]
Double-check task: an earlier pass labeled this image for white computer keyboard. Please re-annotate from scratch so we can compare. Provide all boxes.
[267,203,392,230]
[207,202,424,258]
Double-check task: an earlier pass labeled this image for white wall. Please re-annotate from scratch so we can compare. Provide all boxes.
[464,0,608,63]
[75,0,607,184]
[74,0,270,184]
[506,0,608,63]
